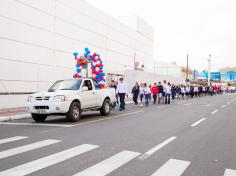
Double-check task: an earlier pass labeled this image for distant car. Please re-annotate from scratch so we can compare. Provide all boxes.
[26,78,116,122]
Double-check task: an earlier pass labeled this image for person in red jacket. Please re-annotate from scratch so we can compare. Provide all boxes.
[151,83,159,104]
[213,85,217,95]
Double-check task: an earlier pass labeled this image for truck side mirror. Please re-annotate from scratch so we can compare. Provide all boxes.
[81,87,89,91]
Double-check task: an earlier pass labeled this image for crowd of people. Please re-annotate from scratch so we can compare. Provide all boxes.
[109,78,234,111]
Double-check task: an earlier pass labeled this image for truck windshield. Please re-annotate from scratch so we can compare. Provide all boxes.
[48,79,82,92]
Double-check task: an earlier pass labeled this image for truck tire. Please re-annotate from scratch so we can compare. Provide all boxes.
[31,114,47,122]
[100,99,111,116]
[66,102,81,122]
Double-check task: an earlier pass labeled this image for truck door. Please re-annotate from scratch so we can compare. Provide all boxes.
[81,80,98,108]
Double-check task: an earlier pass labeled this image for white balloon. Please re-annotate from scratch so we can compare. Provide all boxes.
[95,67,99,71]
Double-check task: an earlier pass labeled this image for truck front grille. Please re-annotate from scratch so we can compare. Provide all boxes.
[34,106,49,110]
[35,96,50,101]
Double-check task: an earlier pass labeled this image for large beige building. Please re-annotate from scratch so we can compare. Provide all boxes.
[0,0,154,108]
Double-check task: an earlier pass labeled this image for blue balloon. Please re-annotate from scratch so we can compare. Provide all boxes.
[85,48,89,52]
[101,72,105,76]
[73,52,78,57]
[76,68,81,73]
[99,66,103,69]
[97,54,100,57]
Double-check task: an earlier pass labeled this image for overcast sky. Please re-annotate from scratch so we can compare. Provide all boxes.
[86,0,236,71]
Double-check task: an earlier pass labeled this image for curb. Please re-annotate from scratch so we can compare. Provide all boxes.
[0,114,31,122]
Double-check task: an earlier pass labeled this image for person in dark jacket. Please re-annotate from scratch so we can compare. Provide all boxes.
[132,82,140,105]
[171,84,176,100]
[158,82,163,104]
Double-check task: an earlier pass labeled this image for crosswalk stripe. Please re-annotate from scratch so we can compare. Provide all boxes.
[0,144,99,176]
[0,139,61,159]
[74,150,141,176]
[138,136,176,160]
[151,159,191,176]
[224,169,236,176]
[0,136,28,145]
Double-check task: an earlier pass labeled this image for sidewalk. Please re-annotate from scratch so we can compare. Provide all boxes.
[0,107,30,122]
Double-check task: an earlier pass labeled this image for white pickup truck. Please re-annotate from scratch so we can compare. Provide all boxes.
[26,78,116,122]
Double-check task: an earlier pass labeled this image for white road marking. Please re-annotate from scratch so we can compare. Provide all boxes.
[74,150,140,176]
[0,122,74,127]
[191,118,206,127]
[0,144,99,176]
[0,136,28,145]
[206,104,212,107]
[227,102,231,104]
[211,110,218,114]
[151,159,191,176]
[0,139,60,159]
[184,103,192,106]
[221,105,226,108]
[224,169,236,176]
[138,137,176,160]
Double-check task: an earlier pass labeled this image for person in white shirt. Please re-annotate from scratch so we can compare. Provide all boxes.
[116,78,128,111]
[180,85,186,99]
[194,86,199,97]
[165,82,171,104]
[139,83,145,106]
[162,80,167,104]
[143,83,151,106]
[185,86,190,99]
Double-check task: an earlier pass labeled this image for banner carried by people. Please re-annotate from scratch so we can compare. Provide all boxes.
[73,48,106,88]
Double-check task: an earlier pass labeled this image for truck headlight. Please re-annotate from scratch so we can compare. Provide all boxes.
[27,96,33,102]
[53,95,66,102]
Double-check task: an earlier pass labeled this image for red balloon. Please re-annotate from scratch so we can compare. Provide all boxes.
[93,53,97,57]
[96,64,101,67]
[100,84,105,88]
[99,70,103,73]
[100,76,104,80]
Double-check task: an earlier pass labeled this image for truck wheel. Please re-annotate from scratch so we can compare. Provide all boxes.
[100,99,111,116]
[31,114,47,122]
[66,102,81,122]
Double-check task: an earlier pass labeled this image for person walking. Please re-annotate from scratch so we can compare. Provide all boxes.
[158,82,163,104]
[131,82,140,105]
[109,80,117,109]
[151,83,159,104]
[162,80,167,104]
[139,83,144,106]
[190,85,194,98]
[186,85,190,99]
[144,83,151,106]
[180,85,186,99]
[116,78,128,111]
[194,86,199,97]
[171,84,176,100]
[165,82,171,104]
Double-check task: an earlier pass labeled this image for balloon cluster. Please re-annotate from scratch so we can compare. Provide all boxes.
[90,53,105,88]
[73,48,106,88]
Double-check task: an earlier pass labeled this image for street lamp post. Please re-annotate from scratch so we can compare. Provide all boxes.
[186,54,189,85]
[208,54,211,86]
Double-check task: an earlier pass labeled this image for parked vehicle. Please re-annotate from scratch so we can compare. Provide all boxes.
[27,78,116,122]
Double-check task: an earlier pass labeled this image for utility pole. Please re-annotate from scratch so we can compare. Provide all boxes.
[186,54,189,84]
[208,54,211,86]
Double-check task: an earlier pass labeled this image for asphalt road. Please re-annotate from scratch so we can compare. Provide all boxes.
[0,93,236,176]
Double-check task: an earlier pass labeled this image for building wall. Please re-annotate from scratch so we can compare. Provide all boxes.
[0,0,153,108]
